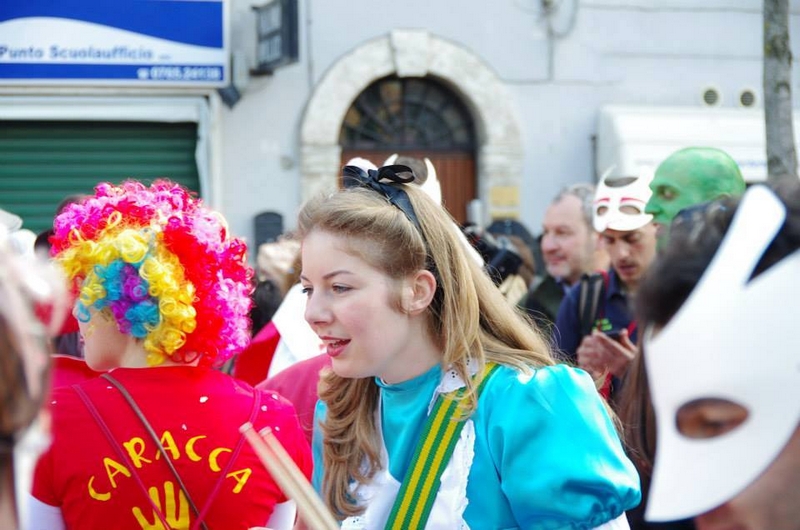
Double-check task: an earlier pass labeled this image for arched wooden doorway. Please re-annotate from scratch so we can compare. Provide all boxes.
[339,76,476,224]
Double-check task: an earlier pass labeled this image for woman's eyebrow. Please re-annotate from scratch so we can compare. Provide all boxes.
[300,270,354,282]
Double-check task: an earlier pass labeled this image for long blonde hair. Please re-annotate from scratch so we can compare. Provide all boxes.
[297,180,554,518]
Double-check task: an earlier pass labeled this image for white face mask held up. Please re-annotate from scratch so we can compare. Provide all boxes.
[593,171,654,233]
[645,185,800,521]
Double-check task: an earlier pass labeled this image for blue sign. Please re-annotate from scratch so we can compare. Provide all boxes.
[0,0,228,87]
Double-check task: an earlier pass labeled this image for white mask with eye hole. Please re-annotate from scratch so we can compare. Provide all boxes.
[383,153,442,205]
[593,172,654,232]
[644,185,800,522]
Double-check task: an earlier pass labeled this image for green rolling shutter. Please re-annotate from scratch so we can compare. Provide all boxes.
[0,120,200,234]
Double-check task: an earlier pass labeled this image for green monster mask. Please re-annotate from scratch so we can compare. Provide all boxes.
[646,147,746,248]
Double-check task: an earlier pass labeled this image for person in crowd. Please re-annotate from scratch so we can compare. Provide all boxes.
[26,180,311,530]
[0,214,65,529]
[255,154,489,447]
[554,173,657,392]
[645,147,745,248]
[301,164,640,528]
[520,183,608,331]
[618,148,746,529]
[634,179,800,529]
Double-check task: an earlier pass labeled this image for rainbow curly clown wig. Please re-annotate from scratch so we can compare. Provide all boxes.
[50,180,253,367]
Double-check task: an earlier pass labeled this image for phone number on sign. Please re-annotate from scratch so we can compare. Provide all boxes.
[137,66,222,81]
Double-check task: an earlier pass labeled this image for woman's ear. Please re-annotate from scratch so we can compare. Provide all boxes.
[402,269,437,315]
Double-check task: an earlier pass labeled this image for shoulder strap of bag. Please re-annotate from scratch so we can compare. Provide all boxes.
[578,272,608,337]
[385,362,500,530]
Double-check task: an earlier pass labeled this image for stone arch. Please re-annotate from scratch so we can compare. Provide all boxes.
[300,29,523,220]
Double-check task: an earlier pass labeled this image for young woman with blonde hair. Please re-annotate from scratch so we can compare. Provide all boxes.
[300,165,641,529]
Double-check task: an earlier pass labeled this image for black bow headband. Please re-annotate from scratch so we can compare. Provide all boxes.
[342,164,421,229]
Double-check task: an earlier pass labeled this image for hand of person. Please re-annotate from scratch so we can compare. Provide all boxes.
[576,329,636,378]
[582,329,636,378]
[576,333,607,378]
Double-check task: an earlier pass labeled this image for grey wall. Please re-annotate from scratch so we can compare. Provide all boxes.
[220,0,792,246]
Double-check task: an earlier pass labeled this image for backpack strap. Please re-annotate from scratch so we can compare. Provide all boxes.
[385,362,500,530]
[578,271,608,337]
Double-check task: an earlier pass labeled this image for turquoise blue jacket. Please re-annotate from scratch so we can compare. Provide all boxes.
[313,364,641,529]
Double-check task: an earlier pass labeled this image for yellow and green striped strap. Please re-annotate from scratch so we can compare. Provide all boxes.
[385,362,499,530]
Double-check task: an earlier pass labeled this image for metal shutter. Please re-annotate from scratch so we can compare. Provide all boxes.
[0,120,199,234]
